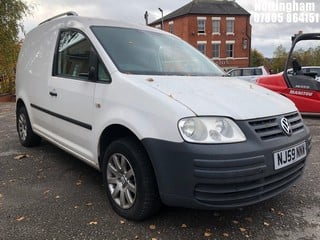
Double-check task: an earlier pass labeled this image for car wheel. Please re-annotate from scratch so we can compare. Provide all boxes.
[102,137,161,221]
[16,106,41,147]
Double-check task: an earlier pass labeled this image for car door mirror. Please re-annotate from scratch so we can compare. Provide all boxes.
[88,66,97,81]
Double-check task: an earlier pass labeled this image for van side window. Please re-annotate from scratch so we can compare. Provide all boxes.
[253,68,262,75]
[55,30,111,83]
[242,69,251,76]
[55,30,91,79]
[98,61,111,82]
[230,69,241,77]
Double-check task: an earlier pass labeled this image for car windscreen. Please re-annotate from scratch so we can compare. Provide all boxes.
[91,26,224,76]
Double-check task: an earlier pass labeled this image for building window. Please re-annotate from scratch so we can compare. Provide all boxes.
[197,41,206,55]
[212,42,220,58]
[212,17,220,34]
[226,41,234,58]
[169,21,174,33]
[197,17,206,34]
[226,17,235,34]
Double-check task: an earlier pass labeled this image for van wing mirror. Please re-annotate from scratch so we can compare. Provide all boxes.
[88,66,97,81]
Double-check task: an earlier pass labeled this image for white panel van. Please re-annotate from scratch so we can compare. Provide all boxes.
[16,12,311,220]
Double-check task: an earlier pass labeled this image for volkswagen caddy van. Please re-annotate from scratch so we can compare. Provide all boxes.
[16,12,311,220]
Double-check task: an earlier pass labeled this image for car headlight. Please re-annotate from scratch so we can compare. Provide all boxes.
[178,117,246,144]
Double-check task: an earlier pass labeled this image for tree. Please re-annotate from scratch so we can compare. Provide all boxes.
[0,0,31,94]
[271,44,288,73]
[292,46,320,66]
[250,48,265,67]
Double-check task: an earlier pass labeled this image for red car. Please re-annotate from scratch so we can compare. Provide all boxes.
[257,33,320,115]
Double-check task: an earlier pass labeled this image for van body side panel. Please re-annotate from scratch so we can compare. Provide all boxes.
[47,76,96,162]
[16,24,58,133]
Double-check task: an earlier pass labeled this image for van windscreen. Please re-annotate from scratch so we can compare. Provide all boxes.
[91,26,224,76]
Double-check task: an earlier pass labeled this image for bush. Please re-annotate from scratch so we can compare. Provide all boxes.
[0,0,31,94]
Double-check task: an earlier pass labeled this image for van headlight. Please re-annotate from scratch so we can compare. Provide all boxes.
[178,117,246,144]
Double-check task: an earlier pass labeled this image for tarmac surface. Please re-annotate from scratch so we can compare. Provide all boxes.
[0,102,319,240]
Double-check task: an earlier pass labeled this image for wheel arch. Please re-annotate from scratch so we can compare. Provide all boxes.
[98,124,156,175]
[16,98,26,114]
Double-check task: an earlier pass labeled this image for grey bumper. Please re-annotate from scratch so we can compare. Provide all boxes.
[142,113,312,209]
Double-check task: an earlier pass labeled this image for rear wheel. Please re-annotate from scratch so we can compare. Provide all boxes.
[102,137,161,221]
[16,106,41,147]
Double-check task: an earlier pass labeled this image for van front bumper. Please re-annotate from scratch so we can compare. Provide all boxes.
[142,114,312,209]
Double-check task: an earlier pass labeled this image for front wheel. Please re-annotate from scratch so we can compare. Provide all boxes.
[102,137,161,221]
[16,106,41,147]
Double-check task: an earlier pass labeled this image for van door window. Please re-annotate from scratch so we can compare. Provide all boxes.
[54,30,111,83]
[97,61,111,82]
[55,30,91,79]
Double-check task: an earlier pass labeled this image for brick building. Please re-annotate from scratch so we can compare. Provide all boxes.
[149,0,251,69]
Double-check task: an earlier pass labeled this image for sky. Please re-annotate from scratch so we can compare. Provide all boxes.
[22,0,320,58]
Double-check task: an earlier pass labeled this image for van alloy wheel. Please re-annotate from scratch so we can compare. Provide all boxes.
[18,113,28,142]
[107,153,136,209]
[102,137,161,220]
[16,106,41,147]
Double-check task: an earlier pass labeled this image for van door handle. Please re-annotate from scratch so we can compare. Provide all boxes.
[49,91,58,97]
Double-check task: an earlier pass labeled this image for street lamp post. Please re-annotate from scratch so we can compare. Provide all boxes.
[144,11,149,25]
[158,8,163,30]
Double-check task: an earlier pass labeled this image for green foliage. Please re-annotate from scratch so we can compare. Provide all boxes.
[271,43,320,73]
[0,0,31,94]
[250,48,265,67]
[271,44,288,73]
[291,46,320,66]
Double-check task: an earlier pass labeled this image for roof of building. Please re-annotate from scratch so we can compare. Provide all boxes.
[150,0,250,25]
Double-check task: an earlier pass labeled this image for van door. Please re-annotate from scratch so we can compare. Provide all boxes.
[48,30,97,161]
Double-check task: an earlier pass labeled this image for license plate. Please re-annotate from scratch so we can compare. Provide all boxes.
[274,142,307,170]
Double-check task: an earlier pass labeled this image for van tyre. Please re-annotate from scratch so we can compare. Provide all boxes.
[16,106,41,147]
[102,137,161,221]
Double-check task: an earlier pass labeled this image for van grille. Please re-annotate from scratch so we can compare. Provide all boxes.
[248,112,304,141]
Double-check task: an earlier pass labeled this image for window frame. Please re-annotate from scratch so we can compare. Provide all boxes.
[169,21,174,34]
[211,41,221,58]
[52,28,111,84]
[226,41,234,58]
[212,17,221,35]
[197,17,206,35]
[226,17,235,35]
[197,41,207,55]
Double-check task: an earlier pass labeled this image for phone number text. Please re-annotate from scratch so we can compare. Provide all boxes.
[254,12,320,23]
